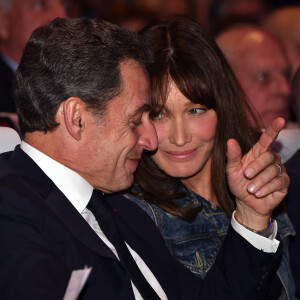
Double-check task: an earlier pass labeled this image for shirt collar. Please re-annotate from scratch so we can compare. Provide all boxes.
[20,141,93,213]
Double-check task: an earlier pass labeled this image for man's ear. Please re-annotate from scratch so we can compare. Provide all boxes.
[0,9,9,41]
[62,97,86,141]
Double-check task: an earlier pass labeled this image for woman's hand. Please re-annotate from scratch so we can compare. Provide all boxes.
[226,117,290,230]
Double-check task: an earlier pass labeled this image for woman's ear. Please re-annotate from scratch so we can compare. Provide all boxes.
[62,97,86,141]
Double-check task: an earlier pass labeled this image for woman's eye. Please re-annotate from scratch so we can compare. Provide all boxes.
[189,108,205,115]
[151,112,163,120]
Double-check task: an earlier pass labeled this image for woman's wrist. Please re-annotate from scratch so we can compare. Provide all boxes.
[235,202,271,231]
[241,218,275,238]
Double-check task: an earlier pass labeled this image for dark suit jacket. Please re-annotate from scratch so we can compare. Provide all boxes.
[0,146,282,299]
[0,55,16,113]
[285,150,300,298]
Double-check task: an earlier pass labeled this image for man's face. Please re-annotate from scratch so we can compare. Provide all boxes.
[3,0,67,62]
[79,60,158,193]
[234,35,291,127]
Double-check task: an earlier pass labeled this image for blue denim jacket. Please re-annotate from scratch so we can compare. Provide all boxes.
[125,189,297,300]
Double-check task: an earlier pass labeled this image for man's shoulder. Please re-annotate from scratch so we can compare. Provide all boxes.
[0,148,52,211]
[0,151,40,203]
[0,151,22,187]
[0,150,13,167]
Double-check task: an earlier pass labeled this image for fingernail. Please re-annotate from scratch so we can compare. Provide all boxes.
[248,184,256,193]
[255,190,262,197]
[245,168,254,178]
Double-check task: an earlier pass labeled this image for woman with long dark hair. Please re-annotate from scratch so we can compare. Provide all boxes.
[126,16,295,298]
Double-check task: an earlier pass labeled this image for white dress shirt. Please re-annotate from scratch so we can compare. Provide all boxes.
[20,141,280,299]
[231,212,279,252]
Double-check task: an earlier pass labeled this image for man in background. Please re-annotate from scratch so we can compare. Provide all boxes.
[216,25,300,162]
[0,0,67,129]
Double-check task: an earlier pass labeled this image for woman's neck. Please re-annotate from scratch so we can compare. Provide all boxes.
[181,157,220,206]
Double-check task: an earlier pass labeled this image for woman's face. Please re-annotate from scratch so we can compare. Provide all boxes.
[151,80,217,179]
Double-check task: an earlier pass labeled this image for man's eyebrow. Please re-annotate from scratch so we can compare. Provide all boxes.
[132,104,151,116]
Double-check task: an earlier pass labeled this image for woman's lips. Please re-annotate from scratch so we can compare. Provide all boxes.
[164,149,197,160]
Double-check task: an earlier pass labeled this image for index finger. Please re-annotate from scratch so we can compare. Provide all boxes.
[254,117,285,155]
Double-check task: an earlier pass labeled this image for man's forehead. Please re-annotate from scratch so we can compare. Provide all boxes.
[105,90,150,120]
[117,60,150,115]
[240,41,287,67]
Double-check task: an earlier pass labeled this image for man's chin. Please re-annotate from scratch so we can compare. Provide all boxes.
[94,182,133,195]
[113,174,134,193]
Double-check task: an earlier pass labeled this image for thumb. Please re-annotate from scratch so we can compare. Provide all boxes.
[226,138,242,174]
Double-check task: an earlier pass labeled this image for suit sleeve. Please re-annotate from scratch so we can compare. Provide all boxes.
[0,185,70,299]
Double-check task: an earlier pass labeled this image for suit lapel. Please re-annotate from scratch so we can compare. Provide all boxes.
[46,188,116,259]
[6,146,117,260]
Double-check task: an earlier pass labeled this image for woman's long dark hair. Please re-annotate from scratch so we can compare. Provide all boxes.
[131,15,260,221]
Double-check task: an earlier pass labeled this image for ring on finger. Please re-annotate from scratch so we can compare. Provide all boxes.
[273,163,282,177]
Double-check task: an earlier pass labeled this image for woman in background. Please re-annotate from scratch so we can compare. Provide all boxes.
[126,16,295,299]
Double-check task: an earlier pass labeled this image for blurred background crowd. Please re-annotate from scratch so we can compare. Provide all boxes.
[1,0,300,135]
[67,0,298,33]
[1,0,300,297]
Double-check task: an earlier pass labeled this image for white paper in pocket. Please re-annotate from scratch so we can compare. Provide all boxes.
[63,266,92,300]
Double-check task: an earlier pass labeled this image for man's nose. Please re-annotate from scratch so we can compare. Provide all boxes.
[137,117,158,151]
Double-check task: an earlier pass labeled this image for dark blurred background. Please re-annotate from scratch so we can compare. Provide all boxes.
[68,0,300,33]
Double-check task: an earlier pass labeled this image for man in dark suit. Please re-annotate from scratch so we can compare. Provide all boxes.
[0,17,290,299]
